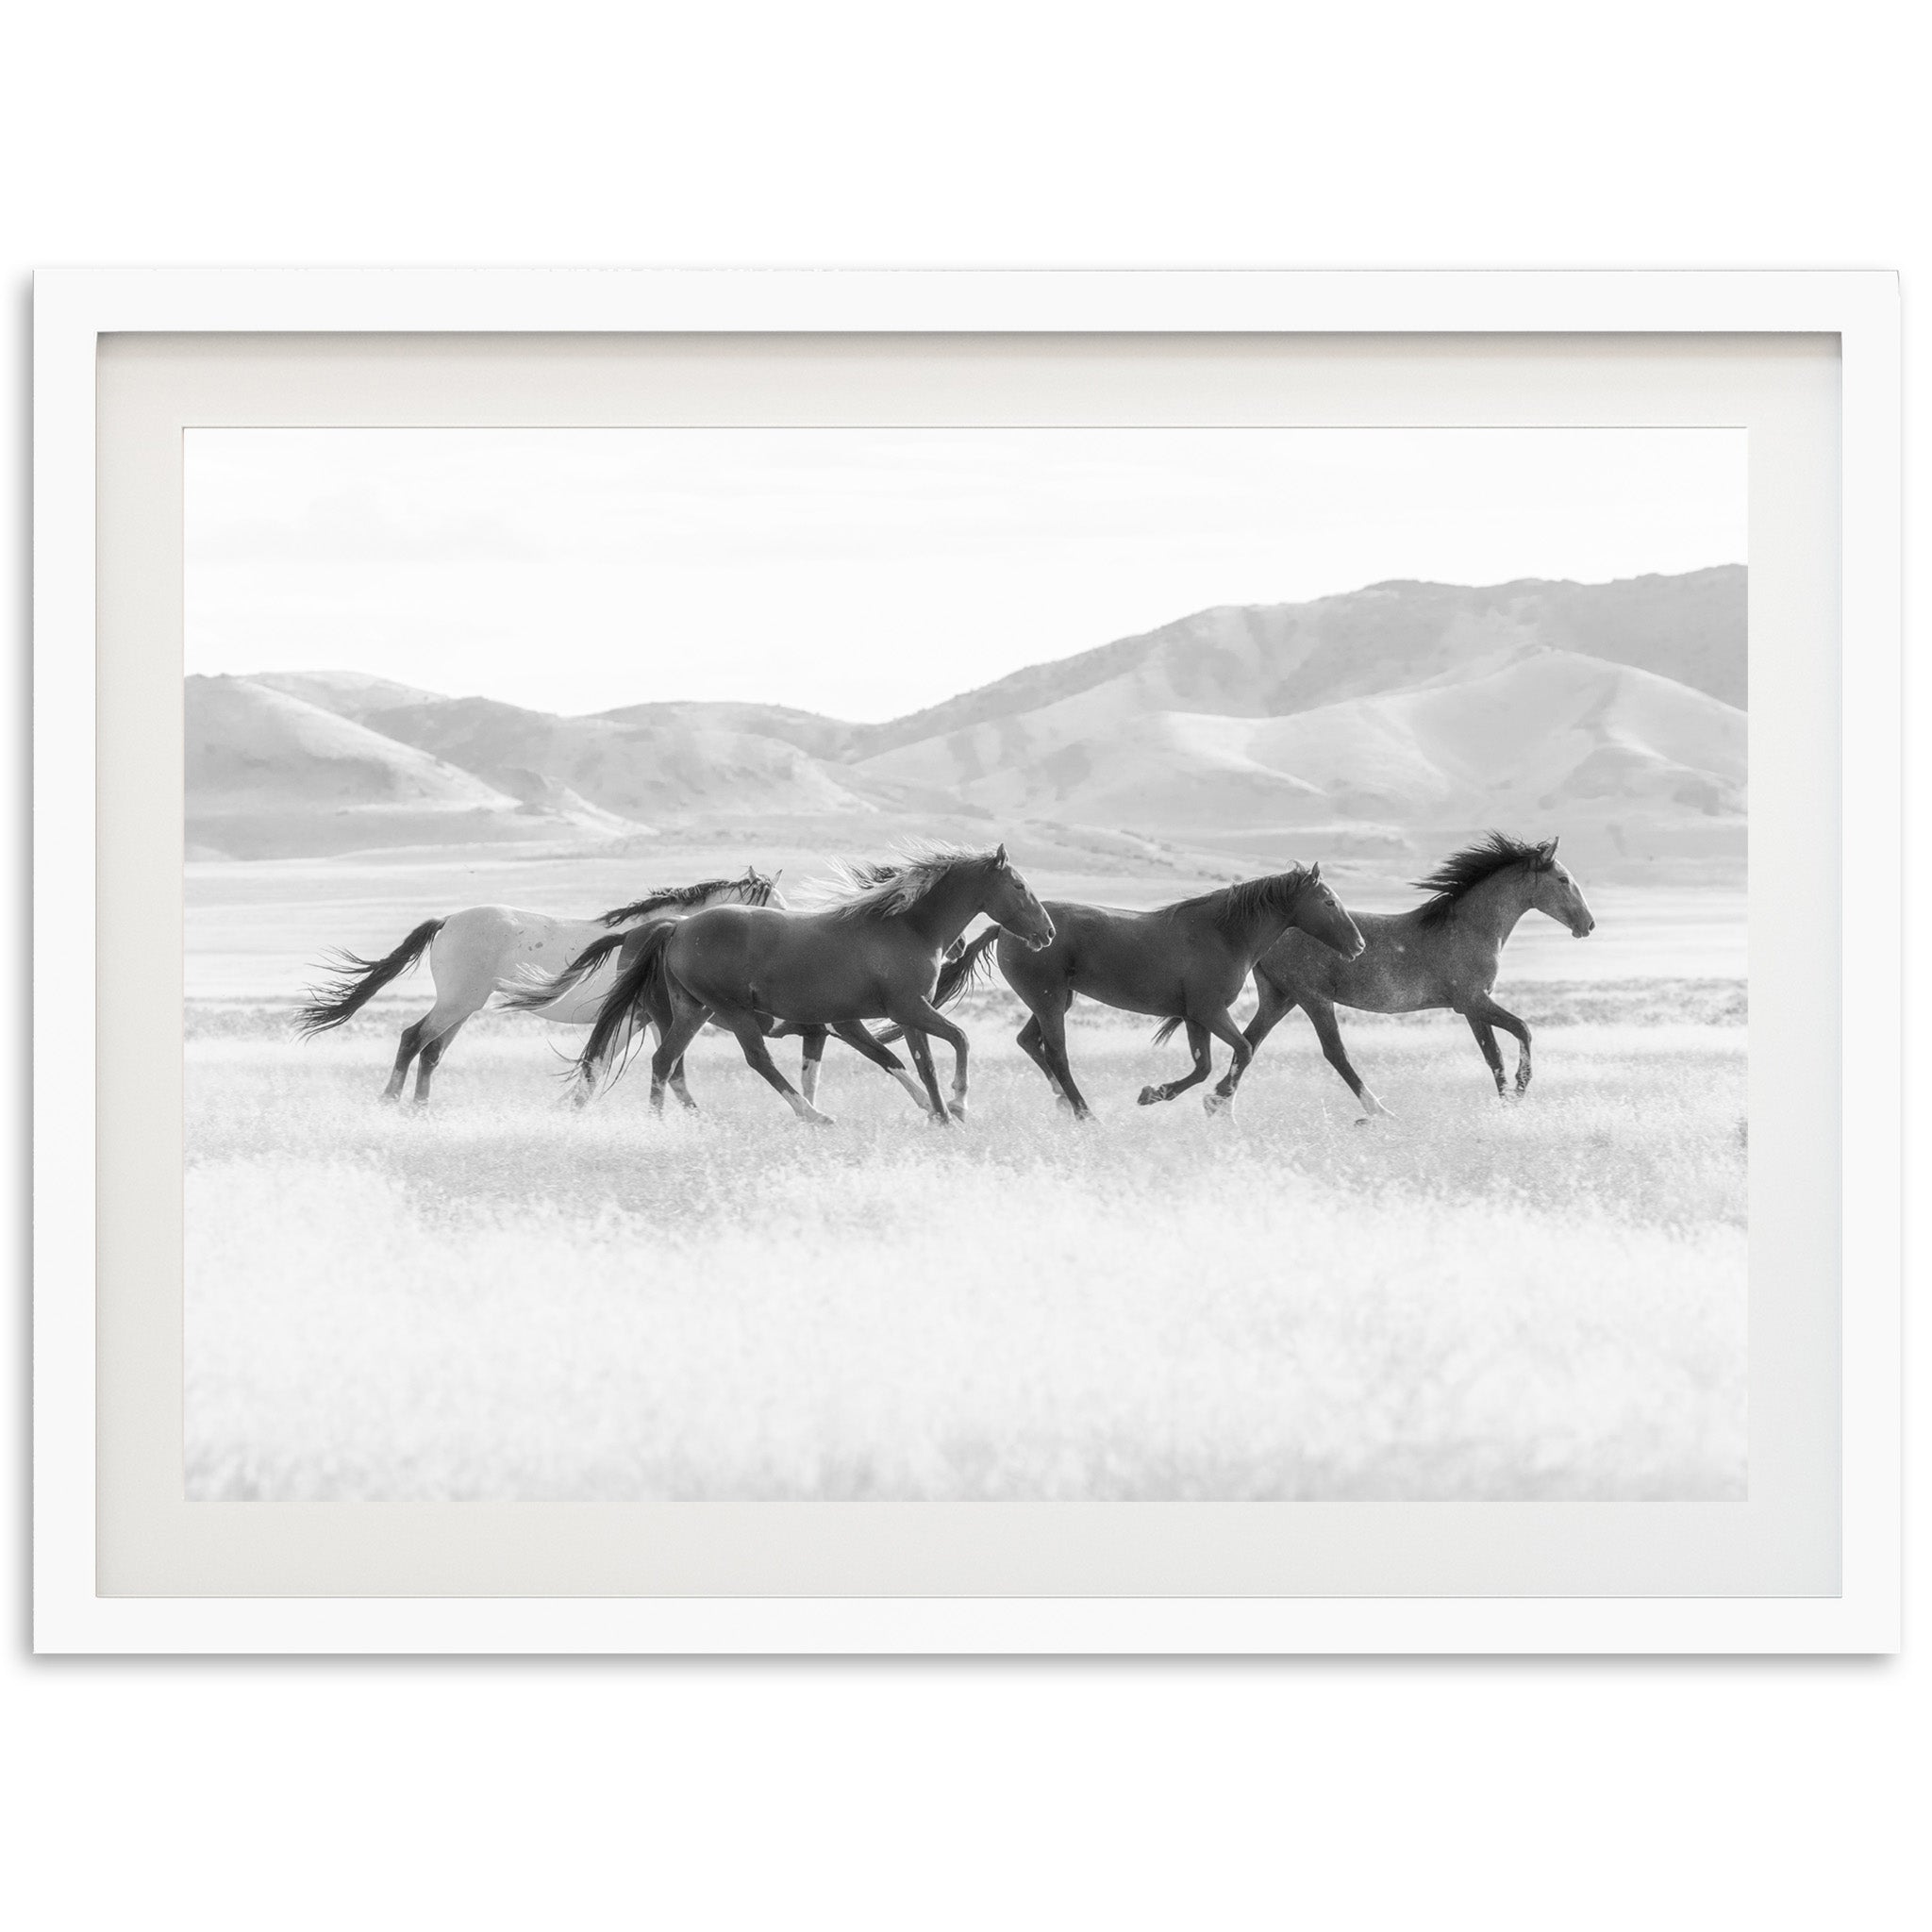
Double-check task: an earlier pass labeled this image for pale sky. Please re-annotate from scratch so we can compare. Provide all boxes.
[185,427,1746,722]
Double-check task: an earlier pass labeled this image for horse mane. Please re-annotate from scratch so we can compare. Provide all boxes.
[801,843,996,923]
[1168,866,1313,937]
[596,871,769,926]
[1411,832,1553,926]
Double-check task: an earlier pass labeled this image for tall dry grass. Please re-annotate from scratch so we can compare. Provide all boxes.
[185,1011,1746,1500]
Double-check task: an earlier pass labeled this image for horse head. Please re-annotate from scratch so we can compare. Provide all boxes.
[736,865,786,909]
[1296,862,1367,959]
[984,844,1056,951]
[1527,839,1595,937]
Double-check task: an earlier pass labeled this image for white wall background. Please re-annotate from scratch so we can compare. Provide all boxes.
[4,5,1922,1928]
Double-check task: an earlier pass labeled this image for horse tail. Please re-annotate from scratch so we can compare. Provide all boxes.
[295,919,443,1036]
[1151,1016,1185,1048]
[500,929,629,1014]
[876,925,1003,1043]
[576,921,676,1085]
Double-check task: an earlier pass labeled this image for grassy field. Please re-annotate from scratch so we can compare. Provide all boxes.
[185,984,1747,1501]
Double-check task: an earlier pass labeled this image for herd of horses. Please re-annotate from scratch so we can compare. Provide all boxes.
[296,832,1596,1125]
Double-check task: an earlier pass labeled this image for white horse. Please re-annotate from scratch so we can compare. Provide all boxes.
[296,868,781,1105]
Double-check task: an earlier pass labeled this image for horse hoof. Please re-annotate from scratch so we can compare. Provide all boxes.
[1204,1093,1233,1117]
[1137,1086,1163,1107]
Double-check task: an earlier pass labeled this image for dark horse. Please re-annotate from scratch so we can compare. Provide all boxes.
[567,845,1056,1124]
[508,867,973,1113]
[915,866,1363,1120]
[1226,833,1595,1118]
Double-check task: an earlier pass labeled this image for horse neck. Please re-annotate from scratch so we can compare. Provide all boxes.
[896,866,988,950]
[1450,869,1536,952]
[1224,883,1307,958]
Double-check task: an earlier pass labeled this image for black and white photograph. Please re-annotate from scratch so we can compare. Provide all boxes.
[182,424,1748,1503]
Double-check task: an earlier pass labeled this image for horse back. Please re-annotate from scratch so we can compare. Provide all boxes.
[1259,909,1475,1014]
[668,900,934,1020]
[1000,898,1235,1016]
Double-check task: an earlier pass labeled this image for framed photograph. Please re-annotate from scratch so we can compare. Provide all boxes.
[34,270,1900,1653]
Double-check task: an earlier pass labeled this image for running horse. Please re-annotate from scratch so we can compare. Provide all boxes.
[507,866,971,1112]
[294,867,782,1105]
[1228,832,1596,1118]
[910,865,1364,1119]
[568,844,1056,1124]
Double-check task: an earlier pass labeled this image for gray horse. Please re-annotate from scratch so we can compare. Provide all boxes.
[1206,833,1594,1119]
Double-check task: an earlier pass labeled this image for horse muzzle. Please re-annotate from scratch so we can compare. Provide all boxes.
[1572,918,1596,938]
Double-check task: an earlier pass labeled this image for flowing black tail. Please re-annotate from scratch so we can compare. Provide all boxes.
[295,919,443,1036]
[875,926,1003,1044]
[575,921,677,1085]
[500,929,628,1014]
[1151,1016,1185,1048]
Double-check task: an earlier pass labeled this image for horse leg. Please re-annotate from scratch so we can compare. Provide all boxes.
[1138,1021,1212,1107]
[384,969,483,1100]
[712,1003,834,1124]
[382,1019,426,1101]
[646,994,711,1117]
[403,986,482,1106]
[1471,994,1533,1097]
[1463,1011,1509,1099]
[798,1026,829,1108]
[1242,973,1298,1057]
[630,983,699,1110]
[894,997,970,1119]
[1201,1007,1253,1116]
[410,1015,469,1107]
[1014,1014,1072,1108]
[1303,996,1393,1121]
[829,1021,934,1114]
[665,1041,704,1112]
[887,1021,955,1126]
[1033,1003,1092,1121]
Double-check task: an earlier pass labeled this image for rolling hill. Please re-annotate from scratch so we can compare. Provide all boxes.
[847,567,1745,761]
[358,694,895,824]
[185,676,634,859]
[858,649,1743,831]
[187,567,1745,868]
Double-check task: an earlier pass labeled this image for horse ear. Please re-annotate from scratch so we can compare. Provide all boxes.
[1539,837,1558,862]
[1309,860,1322,879]
[995,843,1008,865]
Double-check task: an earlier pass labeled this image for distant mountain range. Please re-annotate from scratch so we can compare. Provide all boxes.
[186,566,1745,867]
